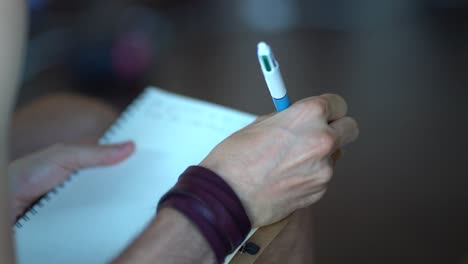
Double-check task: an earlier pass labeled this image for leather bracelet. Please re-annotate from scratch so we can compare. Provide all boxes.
[157,166,252,263]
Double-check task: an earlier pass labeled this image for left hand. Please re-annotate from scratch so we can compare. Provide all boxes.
[9,141,135,223]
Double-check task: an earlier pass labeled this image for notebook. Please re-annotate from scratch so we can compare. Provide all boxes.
[14,87,257,264]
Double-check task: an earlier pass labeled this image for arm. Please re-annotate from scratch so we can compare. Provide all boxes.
[8,94,358,263]
[114,95,359,263]
[113,208,216,264]
[0,1,27,263]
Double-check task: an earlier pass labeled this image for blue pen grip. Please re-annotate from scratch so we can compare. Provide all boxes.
[272,95,291,112]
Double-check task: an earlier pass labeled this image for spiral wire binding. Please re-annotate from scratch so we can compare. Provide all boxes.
[14,88,153,231]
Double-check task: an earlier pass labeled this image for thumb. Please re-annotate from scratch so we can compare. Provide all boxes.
[47,141,135,172]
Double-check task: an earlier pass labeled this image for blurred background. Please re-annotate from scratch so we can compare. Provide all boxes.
[17,0,468,263]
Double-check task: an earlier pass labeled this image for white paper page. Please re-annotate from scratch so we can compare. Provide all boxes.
[15,87,256,264]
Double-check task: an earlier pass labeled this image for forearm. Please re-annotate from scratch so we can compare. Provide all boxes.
[113,208,215,264]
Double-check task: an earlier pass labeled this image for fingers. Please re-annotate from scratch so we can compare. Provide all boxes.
[48,141,135,171]
[329,117,359,148]
[293,94,348,122]
[319,94,348,122]
[288,94,357,159]
[298,188,327,210]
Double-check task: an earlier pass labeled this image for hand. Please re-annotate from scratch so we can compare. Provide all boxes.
[9,142,135,223]
[200,94,359,227]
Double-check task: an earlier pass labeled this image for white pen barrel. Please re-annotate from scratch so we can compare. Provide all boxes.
[264,68,287,99]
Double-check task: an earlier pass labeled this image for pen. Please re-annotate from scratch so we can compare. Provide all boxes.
[257,42,291,112]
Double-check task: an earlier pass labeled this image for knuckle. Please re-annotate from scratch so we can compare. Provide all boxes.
[308,97,329,117]
[293,97,329,118]
[325,93,348,111]
[297,199,310,210]
[316,131,337,156]
[311,189,327,202]
[318,166,334,184]
[300,189,327,208]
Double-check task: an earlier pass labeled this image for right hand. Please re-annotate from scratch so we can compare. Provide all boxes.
[200,94,359,227]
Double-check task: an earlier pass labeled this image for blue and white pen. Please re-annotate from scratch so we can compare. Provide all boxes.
[257,42,291,112]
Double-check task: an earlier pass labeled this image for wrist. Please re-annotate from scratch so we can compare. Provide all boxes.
[154,208,216,262]
[198,159,255,225]
[158,166,251,263]
[113,207,216,264]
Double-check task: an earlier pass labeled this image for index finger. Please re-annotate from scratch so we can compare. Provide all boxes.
[318,93,348,122]
[294,94,348,122]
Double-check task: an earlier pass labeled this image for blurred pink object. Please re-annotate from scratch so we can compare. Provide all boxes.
[111,32,153,80]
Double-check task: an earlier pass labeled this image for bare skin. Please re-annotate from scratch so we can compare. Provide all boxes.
[1,3,359,264]
[7,93,358,264]
[113,94,358,263]
[10,94,315,263]
[113,208,217,263]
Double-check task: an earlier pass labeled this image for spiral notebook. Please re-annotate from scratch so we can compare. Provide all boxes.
[14,87,257,264]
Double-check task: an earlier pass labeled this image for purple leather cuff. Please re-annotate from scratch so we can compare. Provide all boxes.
[158,166,252,263]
